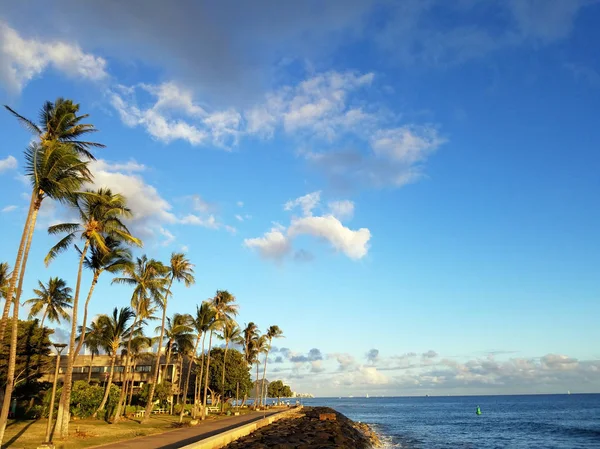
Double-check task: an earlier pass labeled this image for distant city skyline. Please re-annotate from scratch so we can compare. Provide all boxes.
[0,0,599,397]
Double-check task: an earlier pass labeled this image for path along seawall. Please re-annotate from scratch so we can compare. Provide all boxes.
[218,406,382,449]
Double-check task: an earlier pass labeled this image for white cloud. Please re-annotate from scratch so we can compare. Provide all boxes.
[235,214,244,222]
[180,245,189,252]
[179,214,219,229]
[288,215,370,260]
[243,227,292,261]
[371,126,445,164]
[284,191,321,217]
[0,155,17,173]
[159,227,176,247]
[191,195,212,213]
[328,200,354,220]
[0,22,107,92]
[237,201,244,207]
[1,205,17,213]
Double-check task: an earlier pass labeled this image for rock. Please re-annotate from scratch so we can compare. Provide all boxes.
[189,419,199,426]
[319,413,336,421]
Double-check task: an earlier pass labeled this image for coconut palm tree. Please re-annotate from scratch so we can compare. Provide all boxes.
[47,188,141,435]
[93,307,136,418]
[202,291,237,419]
[124,334,152,408]
[260,325,283,406]
[73,238,133,358]
[251,334,267,408]
[218,320,242,411]
[180,302,214,422]
[170,328,195,413]
[241,322,258,407]
[24,277,72,329]
[0,263,12,323]
[111,256,168,422]
[0,99,103,444]
[142,253,194,422]
[160,313,194,371]
[76,320,103,383]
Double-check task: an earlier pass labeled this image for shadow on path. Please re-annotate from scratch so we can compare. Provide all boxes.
[4,420,35,448]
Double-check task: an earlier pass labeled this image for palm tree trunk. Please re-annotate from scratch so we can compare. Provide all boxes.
[73,273,100,357]
[179,333,201,422]
[39,309,48,331]
[87,355,94,383]
[0,190,35,344]
[255,362,260,409]
[201,330,213,420]
[112,312,140,423]
[193,333,206,419]
[0,192,38,447]
[142,275,174,423]
[220,341,229,412]
[55,239,90,438]
[127,362,137,408]
[93,353,116,418]
[261,346,270,407]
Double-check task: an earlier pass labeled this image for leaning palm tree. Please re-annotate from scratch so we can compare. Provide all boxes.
[24,277,72,329]
[170,330,195,413]
[218,320,242,411]
[47,188,141,435]
[0,263,12,329]
[93,307,136,418]
[111,256,168,422]
[73,238,133,358]
[142,253,194,423]
[160,313,194,371]
[125,335,152,408]
[260,325,283,406]
[0,99,103,444]
[180,302,214,422]
[76,320,103,383]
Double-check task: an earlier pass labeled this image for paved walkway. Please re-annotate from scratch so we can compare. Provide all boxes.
[95,410,281,449]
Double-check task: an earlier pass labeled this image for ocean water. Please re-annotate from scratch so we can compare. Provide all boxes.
[301,394,600,448]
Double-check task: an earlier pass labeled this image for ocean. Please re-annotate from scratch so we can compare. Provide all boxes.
[301,394,600,448]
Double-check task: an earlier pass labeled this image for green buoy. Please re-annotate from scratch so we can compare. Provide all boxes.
[476,406,482,415]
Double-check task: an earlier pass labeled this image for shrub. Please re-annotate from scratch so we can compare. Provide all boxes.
[44,380,121,419]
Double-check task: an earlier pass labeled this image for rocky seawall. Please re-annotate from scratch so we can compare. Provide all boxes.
[225,406,382,448]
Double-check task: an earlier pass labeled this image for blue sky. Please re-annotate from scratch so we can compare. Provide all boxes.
[1,0,600,396]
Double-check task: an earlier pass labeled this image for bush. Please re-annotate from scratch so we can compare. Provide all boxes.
[44,380,122,419]
[138,382,171,408]
[173,403,192,415]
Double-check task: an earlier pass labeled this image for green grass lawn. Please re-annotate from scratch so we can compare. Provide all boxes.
[3,412,251,449]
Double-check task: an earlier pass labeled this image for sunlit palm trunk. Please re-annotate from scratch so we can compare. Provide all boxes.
[73,273,100,357]
[127,362,137,407]
[0,190,35,343]
[220,341,230,412]
[55,240,90,438]
[87,355,94,383]
[193,334,206,419]
[201,330,214,420]
[93,353,116,418]
[142,276,173,423]
[112,312,140,422]
[255,363,260,408]
[261,346,270,407]
[0,192,39,446]
[179,333,201,422]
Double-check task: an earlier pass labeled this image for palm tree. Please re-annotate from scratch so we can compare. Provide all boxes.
[170,328,195,413]
[24,277,72,329]
[142,253,194,423]
[111,256,168,422]
[202,291,237,419]
[241,322,258,407]
[47,188,140,435]
[76,319,103,383]
[73,238,133,358]
[251,334,267,409]
[0,99,103,444]
[0,263,12,329]
[160,313,194,372]
[93,307,136,418]
[260,325,283,406]
[125,335,152,408]
[218,320,242,411]
[180,302,214,422]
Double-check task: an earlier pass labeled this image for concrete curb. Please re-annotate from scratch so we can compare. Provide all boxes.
[180,406,302,449]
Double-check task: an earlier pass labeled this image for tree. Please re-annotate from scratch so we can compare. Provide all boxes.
[76,319,103,383]
[125,335,152,407]
[73,237,133,359]
[142,253,194,423]
[206,348,252,403]
[242,322,258,406]
[267,380,290,404]
[47,188,140,437]
[218,320,242,411]
[92,307,136,418]
[180,302,214,421]
[24,277,72,329]
[202,291,237,419]
[0,98,102,446]
[111,255,167,422]
[260,325,283,406]
[251,334,267,408]
[160,313,194,371]
[0,262,10,302]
